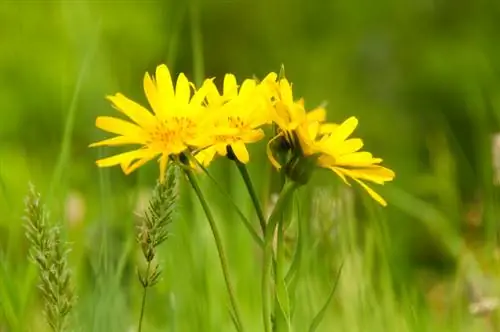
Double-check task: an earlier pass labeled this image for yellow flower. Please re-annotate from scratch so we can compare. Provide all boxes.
[267,76,394,205]
[316,117,395,206]
[196,73,276,165]
[89,64,210,181]
[266,76,326,169]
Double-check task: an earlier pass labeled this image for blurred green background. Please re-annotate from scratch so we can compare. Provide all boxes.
[1,0,500,331]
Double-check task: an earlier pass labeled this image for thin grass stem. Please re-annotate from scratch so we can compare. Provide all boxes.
[184,169,244,332]
[262,181,299,332]
[235,161,267,236]
[137,261,152,332]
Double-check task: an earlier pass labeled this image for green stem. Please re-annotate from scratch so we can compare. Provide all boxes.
[138,261,151,332]
[185,170,244,332]
[285,195,302,286]
[235,161,267,235]
[274,216,288,332]
[262,181,299,332]
[200,160,264,247]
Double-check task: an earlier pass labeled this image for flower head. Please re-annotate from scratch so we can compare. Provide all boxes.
[266,76,326,169]
[266,75,395,205]
[90,64,210,181]
[195,73,276,166]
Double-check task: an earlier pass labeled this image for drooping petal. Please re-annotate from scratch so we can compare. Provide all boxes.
[106,94,155,127]
[231,141,249,163]
[122,154,156,175]
[195,146,217,166]
[158,154,169,183]
[351,177,388,206]
[96,149,155,168]
[339,166,395,184]
[266,134,284,169]
[331,167,350,185]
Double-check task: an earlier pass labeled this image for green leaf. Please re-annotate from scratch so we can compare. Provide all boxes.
[275,275,291,330]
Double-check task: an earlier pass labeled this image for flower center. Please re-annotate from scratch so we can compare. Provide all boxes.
[228,116,246,129]
[148,116,197,153]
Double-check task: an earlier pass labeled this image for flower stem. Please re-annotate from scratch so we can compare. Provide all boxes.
[235,161,267,235]
[138,261,151,332]
[262,181,299,332]
[185,170,244,332]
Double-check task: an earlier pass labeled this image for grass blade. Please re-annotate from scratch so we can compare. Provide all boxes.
[308,262,343,332]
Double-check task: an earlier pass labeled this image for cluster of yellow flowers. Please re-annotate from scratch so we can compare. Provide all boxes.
[90,64,395,205]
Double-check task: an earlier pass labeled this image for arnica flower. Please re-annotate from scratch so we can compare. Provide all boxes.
[195,73,276,166]
[89,64,210,181]
[267,76,395,206]
[266,76,326,169]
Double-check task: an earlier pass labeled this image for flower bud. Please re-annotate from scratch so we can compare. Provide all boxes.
[283,152,318,185]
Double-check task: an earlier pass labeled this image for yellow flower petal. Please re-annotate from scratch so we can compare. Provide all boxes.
[175,73,191,105]
[352,177,387,206]
[96,149,155,168]
[143,72,162,115]
[155,64,175,102]
[203,78,221,106]
[231,141,250,163]
[122,155,156,175]
[319,123,339,134]
[215,143,228,156]
[95,116,145,137]
[159,154,169,183]
[328,116,358,144]
[332,168,350,185]
[338,166,395,184]
[191,84,209,106]
[279,79,293,104]
[239,79,257,96]
[306,107,326,122]
[195,147,217,166]
[240,129,265,143]
[106,94,155,128]
[223,74,238,99]
[335,152,380,165]
[335,138,364,155]
[89,135,145,147]
[267,134,284,169]
[261,72,278,84]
